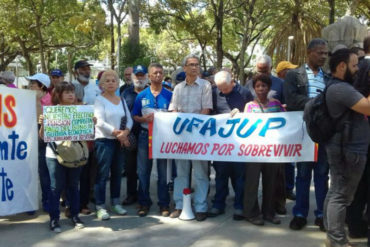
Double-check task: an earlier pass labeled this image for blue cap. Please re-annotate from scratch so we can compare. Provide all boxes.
[162,81,172,88]
[133,65,147,75]
[176,72,186,82]
[202,71,210,77]
[50,69,63,77]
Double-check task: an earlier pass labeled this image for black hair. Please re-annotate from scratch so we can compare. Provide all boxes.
[329,48,357,73]
[30,80,48,92]
[350,47,364,56]
[252,73,272,89]
[307,38,327,50]
[364,36,370,54]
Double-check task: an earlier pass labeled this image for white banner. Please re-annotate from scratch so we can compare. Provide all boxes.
[43,105,94,142]
[0,87,38,215]
[150,112,317,163]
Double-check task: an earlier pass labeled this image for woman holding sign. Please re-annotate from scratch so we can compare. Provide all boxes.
[243,73,285,226]
[40,81,86,233]
[94,70,132,220]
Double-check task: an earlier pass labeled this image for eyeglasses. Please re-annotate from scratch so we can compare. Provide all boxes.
[186,63,200,67]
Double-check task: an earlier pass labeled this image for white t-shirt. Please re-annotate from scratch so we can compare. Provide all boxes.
[72,79,101,105]
[94,95,133,139]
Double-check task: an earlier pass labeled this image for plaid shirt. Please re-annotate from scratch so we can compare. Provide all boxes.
[169,77,213,113]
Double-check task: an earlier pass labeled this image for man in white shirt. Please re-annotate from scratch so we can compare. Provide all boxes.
[72,60,100,105]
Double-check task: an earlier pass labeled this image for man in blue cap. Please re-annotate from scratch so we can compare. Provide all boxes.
[49,69,64,92]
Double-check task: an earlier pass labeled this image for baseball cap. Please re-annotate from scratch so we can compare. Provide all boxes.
[162,81,172,89]
[276,61,298,74]
[133,65,147,75]
[74,60,92,70]
[26,73,51,88]
[50,69,64,77]
[176,72,186,82]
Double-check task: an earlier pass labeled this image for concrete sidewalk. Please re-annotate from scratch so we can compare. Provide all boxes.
[0,170,367,247]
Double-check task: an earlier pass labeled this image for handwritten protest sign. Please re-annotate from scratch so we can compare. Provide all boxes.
[150,112,316,163]
[0,87,38,215]
[43,105,94,142]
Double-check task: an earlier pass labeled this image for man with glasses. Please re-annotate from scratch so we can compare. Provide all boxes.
[169,54,213,221]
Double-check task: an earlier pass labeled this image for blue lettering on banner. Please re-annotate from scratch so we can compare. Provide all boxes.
[0,130,28,160]
[172,116,287,138]
[0,167,14,202]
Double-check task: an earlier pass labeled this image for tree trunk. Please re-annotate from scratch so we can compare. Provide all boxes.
[110,9,115,70]
[328,0,335,24]
[128,0,140,50]
[35,15,47,73]
[67,50,74,82]
[17,39,35,75]
[213,0,224,70]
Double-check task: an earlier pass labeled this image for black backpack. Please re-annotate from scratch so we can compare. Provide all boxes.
[303,81,346,143]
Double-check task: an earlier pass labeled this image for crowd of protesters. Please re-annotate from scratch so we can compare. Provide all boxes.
[1,35,370,247]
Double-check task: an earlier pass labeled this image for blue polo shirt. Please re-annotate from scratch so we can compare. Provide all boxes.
[132,86,172,129]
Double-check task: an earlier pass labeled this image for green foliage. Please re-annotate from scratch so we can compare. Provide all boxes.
[119,40,156,77]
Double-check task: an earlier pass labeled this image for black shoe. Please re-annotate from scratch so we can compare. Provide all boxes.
[122,195,137,206]
[286,191,296,201]
[71,216,84,229]
[314,217,326,232]
[246,216,264,226]
[289,216,307,230]
[207,208,225,217]
[264,216,281,225]
[195,212,207,221]
[275,207,287,215]
[50,219,61,233]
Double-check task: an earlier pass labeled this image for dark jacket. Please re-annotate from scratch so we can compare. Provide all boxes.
[284,64,330,111]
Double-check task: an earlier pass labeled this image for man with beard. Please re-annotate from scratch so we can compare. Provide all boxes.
[284,38,330,232]
[72,60,100,105]
[324,48,370,247]
[72,60,100,215]
[132,63,172,217]
[120,65,148,206]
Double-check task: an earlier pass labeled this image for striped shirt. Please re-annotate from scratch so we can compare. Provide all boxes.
[244,99,285,113]
[306,64,325,98]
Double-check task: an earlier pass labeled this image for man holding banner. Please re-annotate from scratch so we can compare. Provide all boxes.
[208,70,253,220]
[132,63,172,217]
[168,54,213,221]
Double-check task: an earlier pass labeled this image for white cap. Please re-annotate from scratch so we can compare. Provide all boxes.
[26,73,50,88]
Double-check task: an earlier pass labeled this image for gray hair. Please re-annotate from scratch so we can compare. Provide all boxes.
[256,55,272,67]
[182,54,200,67]
[0,71,15,83]
[214,71,232,85]
[307,38,327,50]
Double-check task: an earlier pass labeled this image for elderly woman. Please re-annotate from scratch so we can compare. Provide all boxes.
[94,69,132,220]
[243,73,285,226]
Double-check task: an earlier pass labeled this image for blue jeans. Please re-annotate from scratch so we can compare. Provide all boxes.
[324,146,366,245]
[38,129,51,210]
[293,145,329,218]
[137,130,169,207]
[46,158,81,220]
[212,161,245,210]
[174,159,209,212]
[285,163,295,192]
[94,138,125,207]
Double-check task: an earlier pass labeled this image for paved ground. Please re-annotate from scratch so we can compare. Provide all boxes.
[0,168,368,247]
